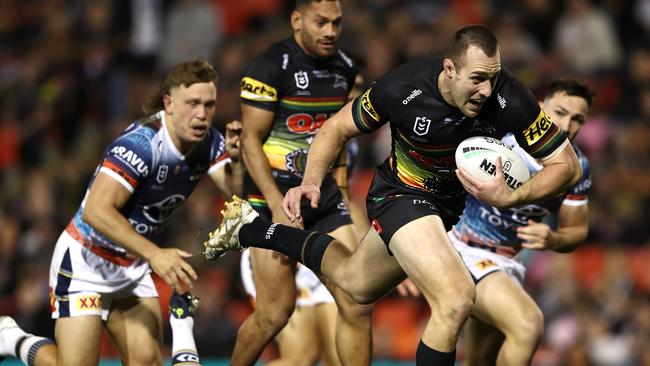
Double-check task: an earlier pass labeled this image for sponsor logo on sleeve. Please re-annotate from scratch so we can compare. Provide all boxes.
[523,110,553,145]
[241,77,278,102]
[360,89,380,121]
[109,146,149,176]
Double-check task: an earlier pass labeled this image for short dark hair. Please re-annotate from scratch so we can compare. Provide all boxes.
[545,79,595,107]
[445,25,499,69]
[142,59,218,115]
[294,0,338,11]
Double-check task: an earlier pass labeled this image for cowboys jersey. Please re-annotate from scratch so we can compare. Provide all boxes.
[67,111,229,255]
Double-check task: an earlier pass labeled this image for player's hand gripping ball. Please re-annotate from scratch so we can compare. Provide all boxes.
[455,136,530,191]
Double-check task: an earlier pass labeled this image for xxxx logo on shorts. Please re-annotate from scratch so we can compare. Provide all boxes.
[475,259,497,270]
[74,293,102,311]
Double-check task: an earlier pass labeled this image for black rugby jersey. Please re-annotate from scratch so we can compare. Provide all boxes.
[351,59,568,199]
[240,37,357,181]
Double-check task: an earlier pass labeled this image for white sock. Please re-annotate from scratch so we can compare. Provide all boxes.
[0,324,26,357]
[17,336,54,366]
[170,316,200,365]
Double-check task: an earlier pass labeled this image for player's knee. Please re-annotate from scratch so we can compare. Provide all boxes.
[428,280,475,326]
[254,302,295,331]
[340,275,386,305]
[514,307,544,345]
[129,347,162,366]
[345,285,381,305]
[338,299,374,321]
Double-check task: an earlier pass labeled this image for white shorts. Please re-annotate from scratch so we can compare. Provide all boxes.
[448,231,526,285]
[240,249,334,307]
[49,230,157,320]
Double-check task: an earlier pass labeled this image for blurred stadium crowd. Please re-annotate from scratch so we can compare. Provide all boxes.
[1,0,649,364]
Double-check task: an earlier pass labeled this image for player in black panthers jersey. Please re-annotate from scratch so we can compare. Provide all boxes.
[277,25,581,365]
[234,0,372,365]
[205,25,582,365]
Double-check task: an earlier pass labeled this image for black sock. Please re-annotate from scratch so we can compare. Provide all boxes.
[238,217,335,274]
[416,340,455,366]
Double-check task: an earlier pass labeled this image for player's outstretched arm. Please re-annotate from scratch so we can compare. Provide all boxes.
[83,173,197,291]
[283,101,361,222]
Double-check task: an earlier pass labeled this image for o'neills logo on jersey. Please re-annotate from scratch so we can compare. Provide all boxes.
[402,89,422,105]
[524,110,552,145]
[241,77,278,102]
[110,146,149,176]
[361,89,380,121]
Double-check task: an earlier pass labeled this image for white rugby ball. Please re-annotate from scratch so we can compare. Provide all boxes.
[455,136,530,190]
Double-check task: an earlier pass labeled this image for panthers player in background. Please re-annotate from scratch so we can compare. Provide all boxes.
[0,59,243,366]
[233,0,372,365]
[450,79,594,365]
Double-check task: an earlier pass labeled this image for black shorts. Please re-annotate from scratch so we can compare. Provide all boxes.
[244,172,352,233]
[366,164,466,251]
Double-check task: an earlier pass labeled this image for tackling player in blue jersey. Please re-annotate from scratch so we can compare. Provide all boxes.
[0,59,243,366]
[451,79,594,365]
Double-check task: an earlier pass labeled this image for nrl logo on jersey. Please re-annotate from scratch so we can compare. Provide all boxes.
[156,164,168,184]
[413,116,431,136]
[294,71,309,89]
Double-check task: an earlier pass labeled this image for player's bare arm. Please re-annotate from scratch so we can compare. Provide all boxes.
[458,141,581,209]
[283,101,361,221]
[240,104,300,227]
[519,202,588,252]
[83,172,197,291]
[331,142,350,203]
[211,120,244,197]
